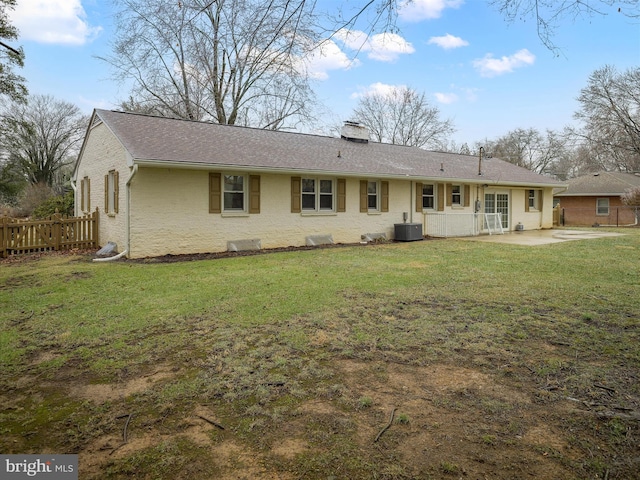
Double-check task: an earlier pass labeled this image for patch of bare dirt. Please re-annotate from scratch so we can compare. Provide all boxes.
[335,360,579,479]
[3,353,631,479]
[69,368,175,403]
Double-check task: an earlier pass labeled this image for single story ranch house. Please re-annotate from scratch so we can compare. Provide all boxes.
[73,109,564,259]
[554,171,640,227]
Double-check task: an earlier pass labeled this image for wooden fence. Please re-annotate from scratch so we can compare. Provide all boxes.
[0,209,99,258]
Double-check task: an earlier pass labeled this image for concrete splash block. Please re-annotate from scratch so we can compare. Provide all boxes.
[361,232,387,243]
[227,239,262,252]
[306,234,334,246]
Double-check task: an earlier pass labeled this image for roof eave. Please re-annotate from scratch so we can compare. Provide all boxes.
[132,158,562,187]
[555,192,623,197]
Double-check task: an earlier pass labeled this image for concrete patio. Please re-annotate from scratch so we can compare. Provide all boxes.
[460,229,625,246]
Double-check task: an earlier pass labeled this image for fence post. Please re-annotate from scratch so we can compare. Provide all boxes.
[52,210,61,251]
[93,207,99,248]
[1,216,7,258]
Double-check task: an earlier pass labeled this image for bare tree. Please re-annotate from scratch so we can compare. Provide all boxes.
[573,65,640,172]
[483,127,569,174]
[351,86,455,149]
[0,95,87,189]
[102,0,319,129]
[489,1,639,54]
[0,0,27,102]
[621,185,640,222]
[325,1,639,55]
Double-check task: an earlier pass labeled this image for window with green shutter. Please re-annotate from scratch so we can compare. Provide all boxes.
[209,173,261,214]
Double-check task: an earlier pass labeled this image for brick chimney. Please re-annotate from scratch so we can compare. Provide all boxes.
[340,121,369,143]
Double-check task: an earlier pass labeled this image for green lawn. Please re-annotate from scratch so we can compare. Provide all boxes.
[1,229,639,479]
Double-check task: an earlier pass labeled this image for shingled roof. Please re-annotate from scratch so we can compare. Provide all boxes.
[89,109,562,187]
[555,171,640,196]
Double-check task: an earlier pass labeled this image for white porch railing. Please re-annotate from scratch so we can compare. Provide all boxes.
[423,212,482,237]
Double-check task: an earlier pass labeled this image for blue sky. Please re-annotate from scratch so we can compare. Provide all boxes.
[8,0,640,146]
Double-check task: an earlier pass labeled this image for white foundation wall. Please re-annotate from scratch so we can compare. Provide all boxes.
[129,169,414,258]
[74,123,128,251]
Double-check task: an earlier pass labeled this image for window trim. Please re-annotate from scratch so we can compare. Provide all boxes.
[422,183,435,210]
[210,172,260,215]
[525,189,543,212]
[301,177,335,213]
[367,180,379,212]
[361,179,389,213]
[596,197,610,216]
[528,189,539,211]
[451,184,462,206]
[223,173,247,213]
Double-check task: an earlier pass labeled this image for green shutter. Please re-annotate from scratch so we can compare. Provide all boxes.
[360,180,367,212]
[464,184,470,207]
[337,178,346,212]
[209,172,221,213]
[291,177,301,213]
[446,183,452,207]
[525,190,530,212]
[437,183,445,211]
[249,175,260,214]
[538,189,543,212]
[381,181,389,212]
[415,182,422,212]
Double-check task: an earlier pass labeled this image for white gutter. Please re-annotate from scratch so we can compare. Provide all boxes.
[70,178,78,216]
[131,158,563,189]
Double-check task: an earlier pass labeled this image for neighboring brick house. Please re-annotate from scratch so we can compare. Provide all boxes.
[73,110,563,258]
[554,172,640,226]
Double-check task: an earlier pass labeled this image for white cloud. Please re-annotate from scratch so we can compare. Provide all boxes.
[10,0,102,45]
[472,49,536,77]
[299,40,360,80]
[398,0,464,22]
[434,92,458,104]
[335,29,415,62]
[428,34,469,50]
[350,82,407,99]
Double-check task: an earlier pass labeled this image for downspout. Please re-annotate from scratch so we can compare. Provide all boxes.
[125,164,139,256]
[70,179,78,216]
[93,250,128,262]
[410,181,414,224]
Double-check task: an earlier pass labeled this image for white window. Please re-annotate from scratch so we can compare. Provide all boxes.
[223,174,246,211]
[367,181,379,211]
[422,184,435,209]
[528,190,540,210]
[451,185,462,206]
[302,178,334,212]
[596,198,609,216]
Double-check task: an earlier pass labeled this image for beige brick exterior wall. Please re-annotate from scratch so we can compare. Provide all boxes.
[513,188,555,230]
[74,122,129,252]
[128,169,415,258]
